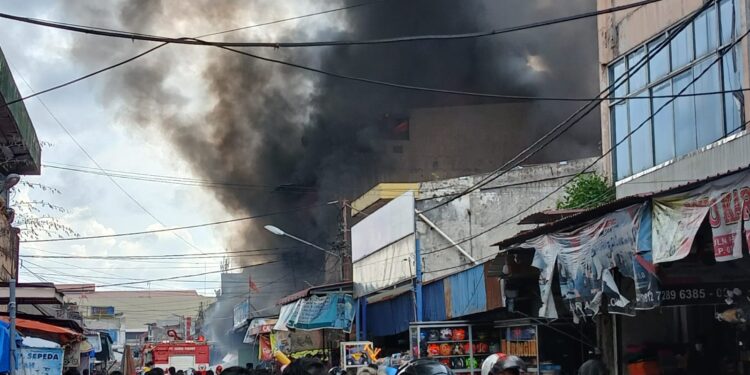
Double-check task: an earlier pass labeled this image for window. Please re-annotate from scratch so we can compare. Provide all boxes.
[649,36,671,81]
[614,103,630,179]
[630,92,654,173]
[629,47,649,92]
[652,81,675,163]
[671,23,694,69]
[608,1,745,180]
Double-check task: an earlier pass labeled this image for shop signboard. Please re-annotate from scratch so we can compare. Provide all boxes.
[352,191,416,296]
[274,330,324,353]
[18,347,64,375]
[85,334,102,353]
[526,204,650,320]
[233,300,249,330]
[652,170,750,264]
[657,281,750,306]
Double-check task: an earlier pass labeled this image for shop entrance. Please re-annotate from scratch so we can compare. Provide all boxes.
[619,304,744,374]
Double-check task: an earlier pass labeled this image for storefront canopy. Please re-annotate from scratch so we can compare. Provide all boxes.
[0,317,82,345]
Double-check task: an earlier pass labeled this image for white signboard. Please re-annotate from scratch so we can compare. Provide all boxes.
[352,191,415,262]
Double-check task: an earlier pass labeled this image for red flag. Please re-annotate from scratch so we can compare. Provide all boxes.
[249,276,260,293]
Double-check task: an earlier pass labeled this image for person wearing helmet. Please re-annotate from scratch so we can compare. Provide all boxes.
[480,353,507,375]
[397,359,453,375]
[500,356,525,375]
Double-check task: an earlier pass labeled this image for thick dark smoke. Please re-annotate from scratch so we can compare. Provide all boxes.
[63,0,599,313]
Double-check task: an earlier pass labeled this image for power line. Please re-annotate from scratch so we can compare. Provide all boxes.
[424,20,750,260]
[0,0,664,49]
[417,0,711,214]
[20,203,327,243]
[0,1,385,110]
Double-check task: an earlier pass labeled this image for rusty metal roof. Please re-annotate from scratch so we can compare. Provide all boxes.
[276,281,352,306]
[492,165,750,249]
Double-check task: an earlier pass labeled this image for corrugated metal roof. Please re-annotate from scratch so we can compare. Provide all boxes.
[492,166,750,249]
[276,281,352,306]
[0,46,40,174]
[366,292,413,336]
[422,279,446,321]
[446,264,486,318]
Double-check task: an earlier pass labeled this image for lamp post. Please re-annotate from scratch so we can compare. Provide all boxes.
[2,174,21,375]
[264,225,343,281]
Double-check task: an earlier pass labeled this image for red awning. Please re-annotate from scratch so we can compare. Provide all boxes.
[0,316,82,344]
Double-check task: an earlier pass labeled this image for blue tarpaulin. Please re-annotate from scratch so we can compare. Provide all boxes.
[447,264,486,318]
[0,320,10,373]
[286,293,357,332]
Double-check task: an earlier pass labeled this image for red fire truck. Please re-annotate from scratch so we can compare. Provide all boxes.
[142,340,210,373]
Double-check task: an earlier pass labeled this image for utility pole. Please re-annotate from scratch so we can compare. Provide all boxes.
[9,278,17,375]
[339,200,352,281]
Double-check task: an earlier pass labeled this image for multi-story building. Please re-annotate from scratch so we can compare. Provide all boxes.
[0,45,42,281]
[598,0,749,196]
[594,0,750,373]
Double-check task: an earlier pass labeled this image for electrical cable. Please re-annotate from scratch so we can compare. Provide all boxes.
[0,0,664,48]
[21,203,327,243]
[426,21,750,263]
[10,70,209,255]
[417,1,713,214]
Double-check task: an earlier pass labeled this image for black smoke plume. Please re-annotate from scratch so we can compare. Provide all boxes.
[64,0,599,317]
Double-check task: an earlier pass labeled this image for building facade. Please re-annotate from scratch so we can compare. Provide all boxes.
[598,0,750,196]
[0,45,42,281]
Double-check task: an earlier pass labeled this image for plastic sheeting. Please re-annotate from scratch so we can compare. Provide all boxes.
[366,292,414,337]
[353,234,415,297]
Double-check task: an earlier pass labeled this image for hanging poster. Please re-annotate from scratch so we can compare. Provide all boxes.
[286,293,356,332]
[653,170,750,264]
[529,236,559,319]
[63,341,81,367]
[259,335,273,361]
[18,348,64,375]
[526,204,646,320]
[633,203,660,310]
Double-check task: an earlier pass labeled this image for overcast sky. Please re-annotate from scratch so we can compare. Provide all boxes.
[0,1,331,302]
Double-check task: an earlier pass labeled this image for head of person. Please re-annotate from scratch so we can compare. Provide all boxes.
[397,359,452,375]
[177,370,185,375]
[83,369,90,375]
[219,367,252,375]
[169,367,177,375]
[216,366,224,375]
[500,356,525,375]
[246,363,254,370]
[206,370,215,375]
[65,369,81,375]
[146,363,155,369]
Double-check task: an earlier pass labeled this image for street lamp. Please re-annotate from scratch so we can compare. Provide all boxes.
[3,173,19,375]
[264,225,343,280]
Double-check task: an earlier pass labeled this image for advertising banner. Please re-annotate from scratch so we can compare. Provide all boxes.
[274,330,324,353]
[286,293,356,332]
[258,335,273,361]
[526,204,648,320]
[633,203,660,310]
[18,348,64,375]
[233,300,249,330]
[653,170,750,264]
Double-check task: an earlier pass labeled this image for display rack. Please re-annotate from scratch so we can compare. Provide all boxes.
[409,321,498,374]
[497,321,540,374]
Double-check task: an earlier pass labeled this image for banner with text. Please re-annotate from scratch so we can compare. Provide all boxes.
[527,204,650,320]
[653,170,750,264]
[18,348,63,375]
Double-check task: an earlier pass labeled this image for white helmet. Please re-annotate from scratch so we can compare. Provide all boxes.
[502,356,526,371]
[480,354,506,375]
